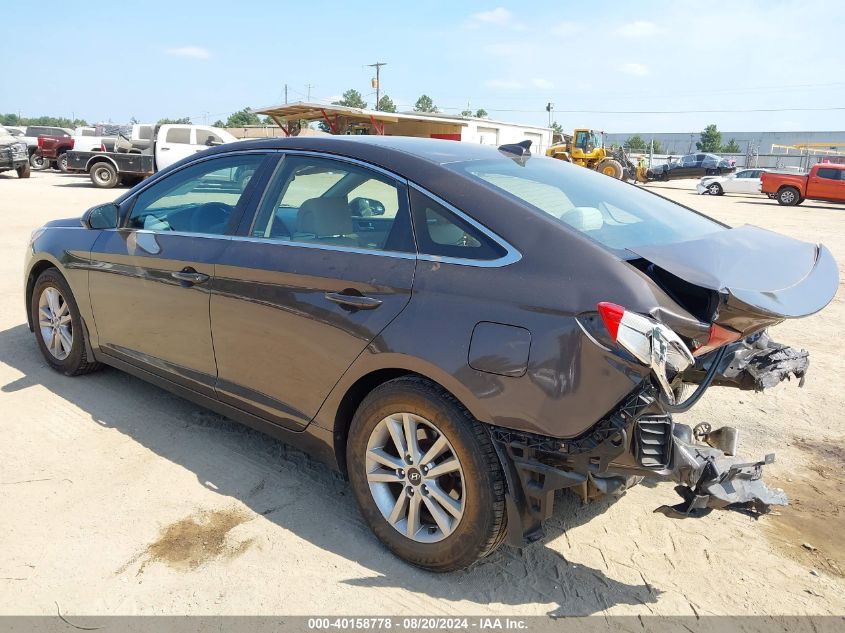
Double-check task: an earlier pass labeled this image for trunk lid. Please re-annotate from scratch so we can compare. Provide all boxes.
[630,225,838,335]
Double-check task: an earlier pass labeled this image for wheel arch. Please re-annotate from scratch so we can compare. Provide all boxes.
[25,258,63,331]
[85,155,119,173]
[322,358,492,475]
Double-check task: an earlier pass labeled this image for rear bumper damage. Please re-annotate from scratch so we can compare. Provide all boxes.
[492,379,788,547]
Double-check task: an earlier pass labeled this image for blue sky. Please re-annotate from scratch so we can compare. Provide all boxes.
[3,0,844,132]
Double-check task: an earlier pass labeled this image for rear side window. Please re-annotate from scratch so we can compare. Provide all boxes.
[165,127,191,144]
[409,188,506,261]
[138,125,153,140]
[196,129,223,146]
[817,167,841,180]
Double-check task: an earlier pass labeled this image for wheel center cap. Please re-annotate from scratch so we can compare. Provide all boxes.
[406,468,422,486]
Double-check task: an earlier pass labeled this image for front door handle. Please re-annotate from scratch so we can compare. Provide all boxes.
[171,269,209,285]
[325,291,383,310]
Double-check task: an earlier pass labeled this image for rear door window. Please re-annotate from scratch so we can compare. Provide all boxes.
[250,155,414,253]
[165,127,191,144]
[817,167,840,180]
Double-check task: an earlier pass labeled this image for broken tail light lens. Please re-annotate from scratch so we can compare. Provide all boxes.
[693,323,741,356]
[597,302,695,403]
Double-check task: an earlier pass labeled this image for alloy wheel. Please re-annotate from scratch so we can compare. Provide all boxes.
[365,412,465,543]
[38,287,73,360]
[708,184,721,195]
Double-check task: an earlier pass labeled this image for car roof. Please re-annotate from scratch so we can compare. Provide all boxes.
[219,135,512,167]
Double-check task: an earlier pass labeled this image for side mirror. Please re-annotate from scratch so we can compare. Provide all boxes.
[83,202,119,229]
[349,197,386,217]
[206,138,223,147]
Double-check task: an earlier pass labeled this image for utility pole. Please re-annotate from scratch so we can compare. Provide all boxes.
[545,102,554,127]
[284,84,288,104]
[368,62,387,110]
[306,84,313,101]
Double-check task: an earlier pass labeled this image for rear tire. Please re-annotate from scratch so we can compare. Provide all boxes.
[16,163,30,178]
[347,377,507,572]
[777,186,800,206]
[707,182,723,196]
[30,268,101,376]
[90,162,118,188]
[29,154,47,170]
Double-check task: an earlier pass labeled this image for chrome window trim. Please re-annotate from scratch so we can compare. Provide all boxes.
[407,182,522,268]
[228,235,416,260]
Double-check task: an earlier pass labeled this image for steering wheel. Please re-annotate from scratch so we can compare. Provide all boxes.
[191,202,232,234]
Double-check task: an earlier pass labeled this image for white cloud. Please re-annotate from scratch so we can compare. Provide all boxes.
[485,79,523,90]
[618,62,649,76]
[467,7,526,29]
[470,7,512,26]
[531,78,554,89]
[616,20,659,37]
[166,46,211,59]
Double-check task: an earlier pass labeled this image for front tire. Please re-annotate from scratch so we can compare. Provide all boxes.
[777,186,800,206]
[58,152,69,173]
[31,268,101,376]
[596,158,624,179]
[347,377,507,572]
[707,182,723,196]
[90,162,118,188]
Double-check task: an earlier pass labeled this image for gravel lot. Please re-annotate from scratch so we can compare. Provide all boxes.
[1,168,843,616]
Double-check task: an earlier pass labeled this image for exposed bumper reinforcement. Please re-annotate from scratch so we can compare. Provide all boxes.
[655,436,788,518]
[491,382,787,546]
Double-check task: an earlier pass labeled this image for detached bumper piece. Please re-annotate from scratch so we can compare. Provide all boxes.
[686,331,809,391]
[492,382,787,546]
[655,439,788,518]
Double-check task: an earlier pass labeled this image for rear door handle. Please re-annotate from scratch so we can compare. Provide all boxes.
[171,269,209,285]
[325,292,383,310]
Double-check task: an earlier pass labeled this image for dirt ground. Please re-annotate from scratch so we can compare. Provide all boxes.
[0,168,843,617]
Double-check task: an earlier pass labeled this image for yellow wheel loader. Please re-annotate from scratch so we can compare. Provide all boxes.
[546,129,647,182]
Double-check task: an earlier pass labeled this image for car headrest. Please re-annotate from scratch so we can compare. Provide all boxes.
[297,197,353,237]
[561,206,604,232]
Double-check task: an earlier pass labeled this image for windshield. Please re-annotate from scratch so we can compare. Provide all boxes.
[448,157,724,253]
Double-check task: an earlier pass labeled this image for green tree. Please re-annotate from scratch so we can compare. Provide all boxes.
[158,117,192,124]
[377,95,397,113]
[413,94,437,113]
[213,119,226,128]
[475,108,488,118]
[2,113,88,127]
[549,121,563,135]
[696,124,722,152]
[333,89,367,109]
[461,109,472,117]
[649,139,664,154]
[624,134,647,151]
[226,107,262,127]
[722,138,741,153]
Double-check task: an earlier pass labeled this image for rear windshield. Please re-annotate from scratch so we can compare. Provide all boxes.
[447,157,724,253]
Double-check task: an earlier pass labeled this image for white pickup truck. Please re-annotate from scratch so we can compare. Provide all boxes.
[66,123,238,188]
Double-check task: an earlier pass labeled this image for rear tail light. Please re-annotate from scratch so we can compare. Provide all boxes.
[693,323,741,356]
[37,136,43,148]
[70,138,75,149]
[99,143,105,152]
[597,302,695,403]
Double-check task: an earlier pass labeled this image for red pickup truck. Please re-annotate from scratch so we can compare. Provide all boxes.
[33,135,75,172]
[761,163,845,206]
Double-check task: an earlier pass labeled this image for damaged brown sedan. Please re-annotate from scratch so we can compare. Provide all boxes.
[25,136,838,571]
